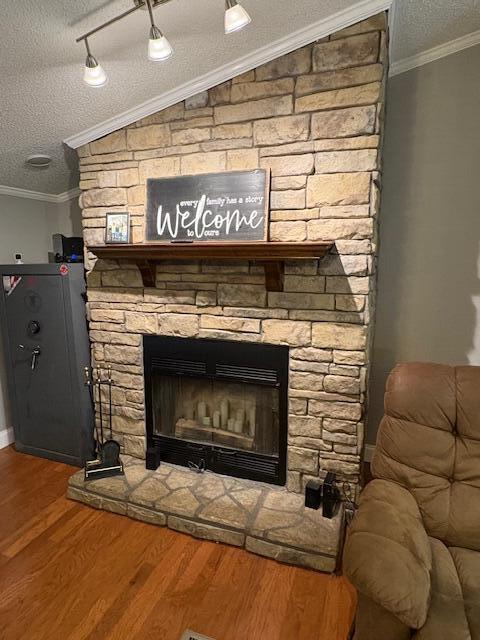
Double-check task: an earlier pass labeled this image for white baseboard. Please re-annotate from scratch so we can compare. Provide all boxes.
[364,444,375,462]
[0,427,14,450]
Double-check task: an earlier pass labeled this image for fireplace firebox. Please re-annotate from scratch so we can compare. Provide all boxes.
[144,336,288,485]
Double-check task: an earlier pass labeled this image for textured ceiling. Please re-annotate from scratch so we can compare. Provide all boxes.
[1,0,479,195]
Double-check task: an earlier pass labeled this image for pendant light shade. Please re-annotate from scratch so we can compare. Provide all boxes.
[224,0,251,34]
[146,0,173,62]
[83,53,107,88]
[148,25,173,61]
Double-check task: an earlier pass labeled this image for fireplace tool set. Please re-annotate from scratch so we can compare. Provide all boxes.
[83,365,124,480]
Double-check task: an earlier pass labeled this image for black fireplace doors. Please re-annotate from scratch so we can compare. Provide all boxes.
[144,336,288,485]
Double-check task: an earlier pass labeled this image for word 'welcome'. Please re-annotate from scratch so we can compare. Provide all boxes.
[156,194,264,239]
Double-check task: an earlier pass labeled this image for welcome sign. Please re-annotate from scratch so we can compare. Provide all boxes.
[145,170,269,242]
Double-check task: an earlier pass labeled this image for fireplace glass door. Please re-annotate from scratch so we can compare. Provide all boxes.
[144,336,288,485]
[152,374,280,456]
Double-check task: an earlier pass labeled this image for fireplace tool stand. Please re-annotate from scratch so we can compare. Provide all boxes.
[83,365,124,480]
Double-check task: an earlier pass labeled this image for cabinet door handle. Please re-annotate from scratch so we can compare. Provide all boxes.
[31,346,41,370]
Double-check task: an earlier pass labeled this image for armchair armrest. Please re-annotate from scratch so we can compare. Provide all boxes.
[344,479,432,629]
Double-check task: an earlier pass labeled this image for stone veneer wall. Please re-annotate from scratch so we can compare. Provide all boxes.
[77,13,388,495]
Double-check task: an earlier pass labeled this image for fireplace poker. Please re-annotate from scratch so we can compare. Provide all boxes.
[96,366,104,448]
[108,365,113,440]
[84,366,101,459]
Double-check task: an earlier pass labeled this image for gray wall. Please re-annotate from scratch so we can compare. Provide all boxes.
[368,44,480,444]
[0,194,82,434]
[0,195,82,264]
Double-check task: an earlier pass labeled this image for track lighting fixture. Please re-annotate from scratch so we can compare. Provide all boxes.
[146,0,173,61]
[83,39,107,88]
[224,0,251,34]
[76,1,253,87]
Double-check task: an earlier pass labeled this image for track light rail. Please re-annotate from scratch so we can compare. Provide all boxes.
[75,0,173,43]
[77,0,252,87]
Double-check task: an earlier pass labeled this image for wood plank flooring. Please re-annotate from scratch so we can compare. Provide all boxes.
[0,446,356,640]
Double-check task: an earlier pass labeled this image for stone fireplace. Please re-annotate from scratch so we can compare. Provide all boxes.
[68,12,389,571]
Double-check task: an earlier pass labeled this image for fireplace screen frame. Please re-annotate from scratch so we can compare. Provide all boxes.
[144,335,289,485]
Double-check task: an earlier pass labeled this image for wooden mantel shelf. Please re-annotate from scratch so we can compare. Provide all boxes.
[88,241,334,292]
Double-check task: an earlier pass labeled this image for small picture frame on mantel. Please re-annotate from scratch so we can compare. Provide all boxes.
[105,212,130,244]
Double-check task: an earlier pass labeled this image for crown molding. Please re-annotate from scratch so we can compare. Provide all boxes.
[0,185,80,204]
[56,187,81,203]
[390,28,480,77]
[64,0,392,149]
[387,0,397,59]
[0,185,60,203]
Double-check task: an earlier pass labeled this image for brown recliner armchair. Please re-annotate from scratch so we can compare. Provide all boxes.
[344,362,480,640]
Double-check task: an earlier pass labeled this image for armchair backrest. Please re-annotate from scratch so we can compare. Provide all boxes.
[372,362,480,551]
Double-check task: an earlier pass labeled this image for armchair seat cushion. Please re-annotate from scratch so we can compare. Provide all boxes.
[416,538,472,640]
[449,547,480,639]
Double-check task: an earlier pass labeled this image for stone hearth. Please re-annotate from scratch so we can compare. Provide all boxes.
[68,456,343,573]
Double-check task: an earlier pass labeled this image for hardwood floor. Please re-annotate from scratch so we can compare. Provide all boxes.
[0,446,356,640]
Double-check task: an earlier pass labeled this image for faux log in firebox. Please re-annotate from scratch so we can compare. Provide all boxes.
[88,241,334,292]
[143,335,289,485]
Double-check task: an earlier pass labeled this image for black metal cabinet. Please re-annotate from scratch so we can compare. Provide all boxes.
[0,264,93,466]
